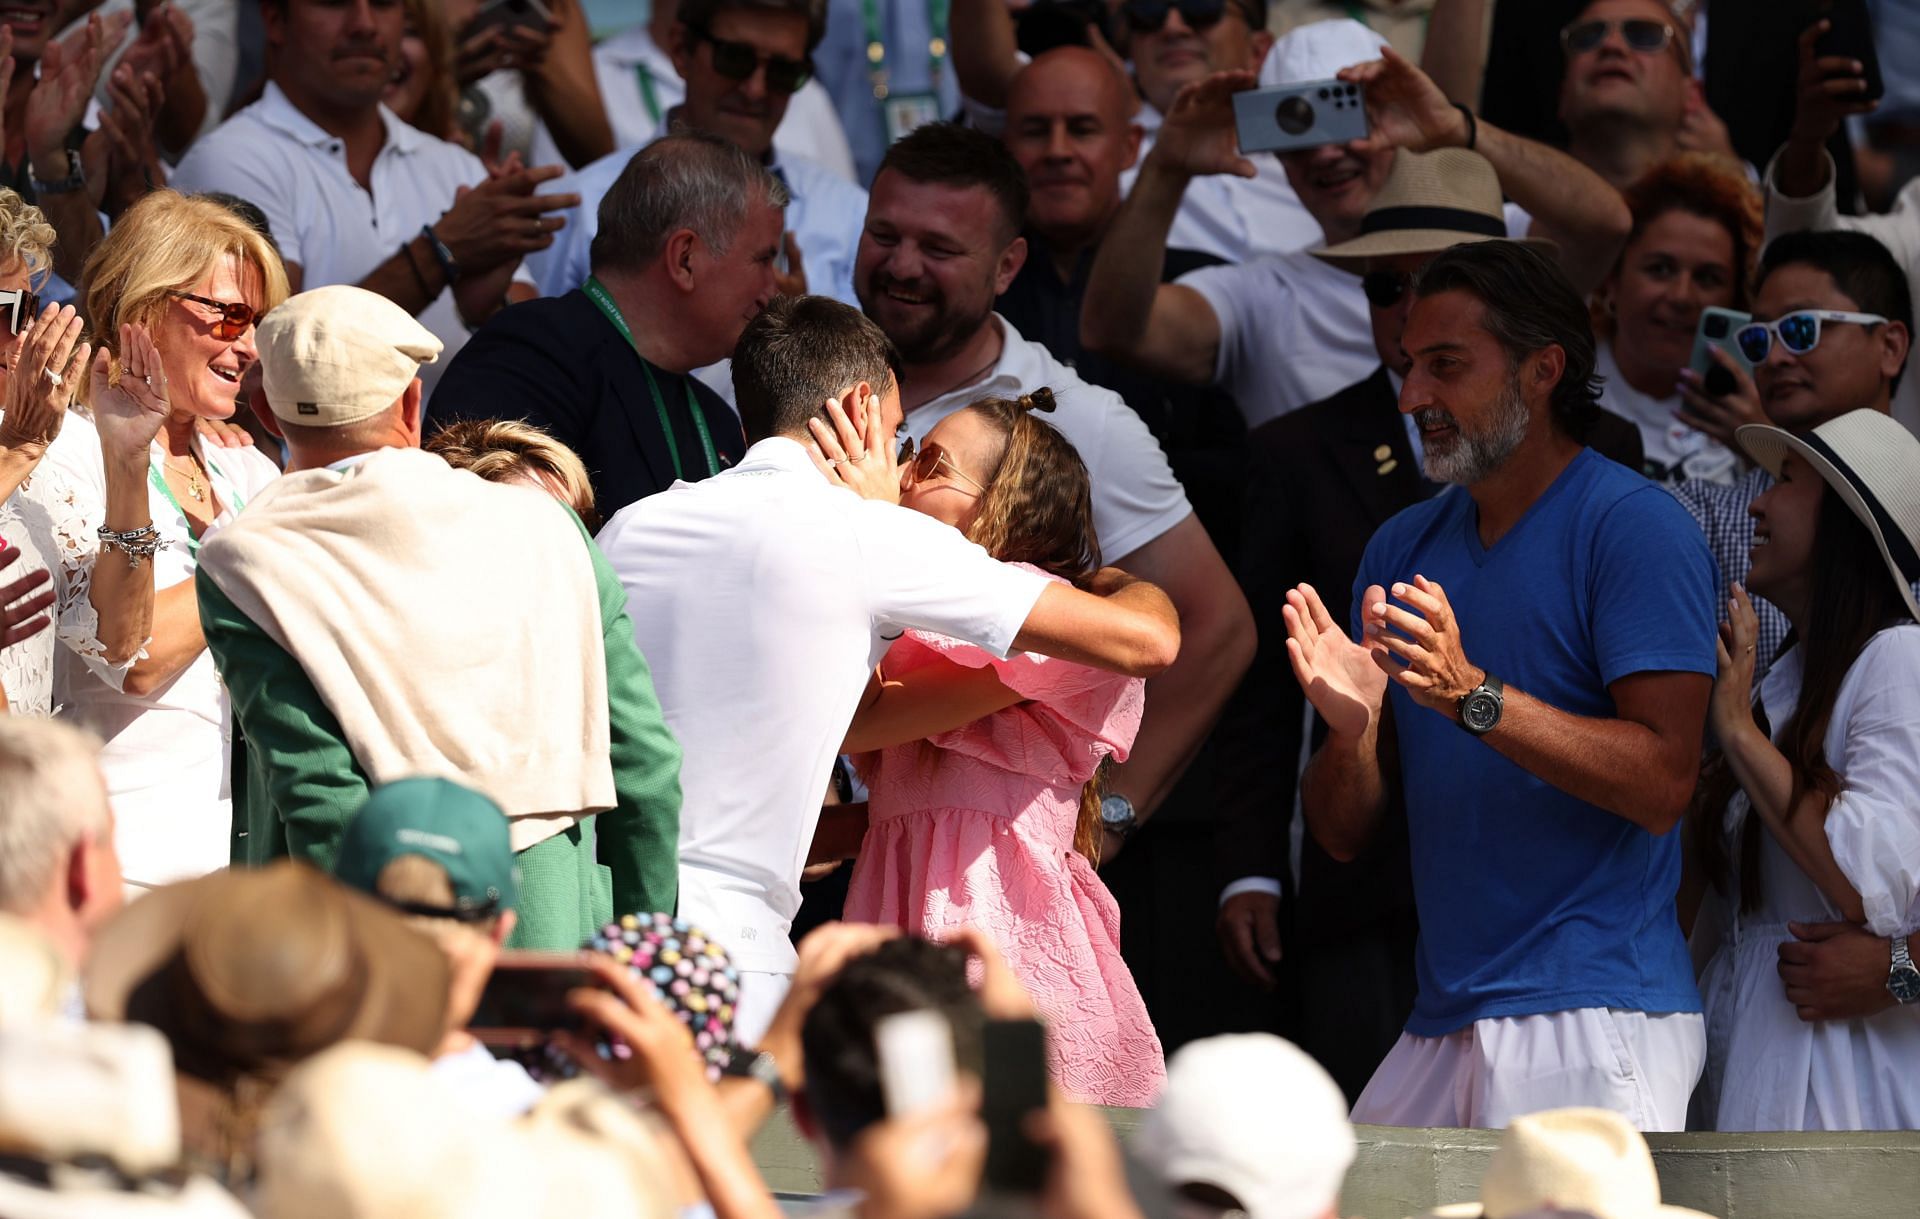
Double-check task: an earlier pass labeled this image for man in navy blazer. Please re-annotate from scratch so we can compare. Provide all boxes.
[430,132,785,516]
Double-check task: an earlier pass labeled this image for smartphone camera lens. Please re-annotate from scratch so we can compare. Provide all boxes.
[1276,95,1315,136]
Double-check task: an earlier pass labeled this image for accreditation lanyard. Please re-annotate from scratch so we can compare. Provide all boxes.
[583,276,720,481]
[147,449,241,558]
[634,62,663,124]
[859,0,950,100]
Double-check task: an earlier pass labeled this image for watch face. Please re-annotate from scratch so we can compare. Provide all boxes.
[1891,966,1920,1004]
[1100,794,1134,829]
[1462,690,1501,733]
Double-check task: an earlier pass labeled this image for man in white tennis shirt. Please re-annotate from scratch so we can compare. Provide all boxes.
[597,295,1181,1043]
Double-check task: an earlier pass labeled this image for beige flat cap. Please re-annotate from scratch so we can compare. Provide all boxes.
[258,284,443,427]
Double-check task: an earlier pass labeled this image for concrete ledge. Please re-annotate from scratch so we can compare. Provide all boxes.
[751,1109,1920,1218]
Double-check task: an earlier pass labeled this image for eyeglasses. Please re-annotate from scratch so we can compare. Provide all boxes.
[170,291,264,341]
[0,288,40,338]
[690,26,812,94]
[1735,310,1887,363]
[1361,269,1411,311]
[1560,17,1679,58]
[1119,0,1233,35]
[896,434,985,495]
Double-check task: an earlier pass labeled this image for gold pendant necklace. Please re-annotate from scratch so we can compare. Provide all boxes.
[168,457,206,503]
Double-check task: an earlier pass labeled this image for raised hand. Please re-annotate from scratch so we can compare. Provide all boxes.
[1676,78,1739,163]
[807,391,901,504]
[1709,582,1760,743]
[1364,575,1488,714]
[25,12,128,176]
[1339,44,1466,153]
[431,165,578,274]
[774,232,808,297]
[1675,346,1764,448]
[84,61,168,219]
[0,303,89,458]
[0,547,54,653]
[1283,581,1387,739]
[1145,69,1259,180]
[1789,19,1878,152]
[90,323,171,461]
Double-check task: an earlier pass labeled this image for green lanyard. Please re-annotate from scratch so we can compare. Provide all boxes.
[583,276,720,481]
[634,62,663,124]
[147,449,242,557]
[859,0,949,100]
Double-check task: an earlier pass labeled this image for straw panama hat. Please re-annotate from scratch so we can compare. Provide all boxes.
[1736,410,1920,624]
[1313,148,1556,272]
[1415,1108,1714,1219]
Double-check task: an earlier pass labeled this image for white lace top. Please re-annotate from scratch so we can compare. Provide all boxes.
[14,410,281,886]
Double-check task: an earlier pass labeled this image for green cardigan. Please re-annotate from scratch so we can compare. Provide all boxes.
[200,511,683,927]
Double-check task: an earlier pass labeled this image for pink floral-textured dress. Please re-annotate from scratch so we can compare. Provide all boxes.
[844,618,1166,1107]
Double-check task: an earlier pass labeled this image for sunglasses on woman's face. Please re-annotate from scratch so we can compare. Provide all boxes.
[171,291,264,341]
[691,26,812,94]
[1560,17,1677,57]
[1735,310,1888,363]
[1361,269,1412,311]
[1120,0,1230,35]
[896,435,985,494]
[0,288,41,338]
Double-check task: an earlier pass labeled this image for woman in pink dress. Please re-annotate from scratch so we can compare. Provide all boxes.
[839,389,1165,1107]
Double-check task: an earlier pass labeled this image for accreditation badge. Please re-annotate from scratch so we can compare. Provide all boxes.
[883,92,942,145]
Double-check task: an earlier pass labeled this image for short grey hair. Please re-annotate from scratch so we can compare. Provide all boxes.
[0,719,109,913]
[589,129,791,275]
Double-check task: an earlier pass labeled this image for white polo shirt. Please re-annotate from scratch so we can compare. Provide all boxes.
[596,438,1049,972]
[1180,204,1533,428]
[903,315,1194,563]
[170,83,529,400]
[527,24,857,184]
[526,146,865,305]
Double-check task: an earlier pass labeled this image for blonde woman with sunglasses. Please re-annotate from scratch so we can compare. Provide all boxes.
[837,389,1165,1108]
[19,191,288,889]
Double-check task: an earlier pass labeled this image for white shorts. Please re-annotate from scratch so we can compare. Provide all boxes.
[1352,1007,1705,1130]
[733,969,794,1049]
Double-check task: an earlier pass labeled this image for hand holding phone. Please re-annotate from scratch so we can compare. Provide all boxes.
[981,1018,1052,1196]
[468,951,602,1048]
[1689,306,1753,396]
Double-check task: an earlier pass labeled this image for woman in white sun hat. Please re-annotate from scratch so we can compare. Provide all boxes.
[1690,408,1920,1131]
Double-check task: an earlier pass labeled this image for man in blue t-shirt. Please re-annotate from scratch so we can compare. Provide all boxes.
[1284,241,1717,1130]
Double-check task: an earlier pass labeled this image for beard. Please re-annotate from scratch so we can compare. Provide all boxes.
[1418,373,1532,486]
[857,271,994,366]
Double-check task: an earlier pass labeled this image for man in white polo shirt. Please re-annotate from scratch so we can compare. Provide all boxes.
[171,0,578,398]
[596,294,1181,1043]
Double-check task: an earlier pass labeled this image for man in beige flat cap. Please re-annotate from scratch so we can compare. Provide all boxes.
[196,285,684,950]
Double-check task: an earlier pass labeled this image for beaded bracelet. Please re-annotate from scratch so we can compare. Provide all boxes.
[97,523,162,567]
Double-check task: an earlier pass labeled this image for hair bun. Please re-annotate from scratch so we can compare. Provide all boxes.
[1017,387,1057,415]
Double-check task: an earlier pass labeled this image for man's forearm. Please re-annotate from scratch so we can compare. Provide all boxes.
[1480,684,1700,834]
[1080,156,1187,357]
[1420,0,1493,106]
[1301,721,1387,862]
[158,69,208,159]
[950,0,1022,110]
[37,189,103,286]
[358,235,449,317]
[1474,120,1631,295]
[524,73,615,169]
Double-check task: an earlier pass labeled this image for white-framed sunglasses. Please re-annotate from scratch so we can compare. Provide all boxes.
[0,287,42,338]
[1736,309,1888,363]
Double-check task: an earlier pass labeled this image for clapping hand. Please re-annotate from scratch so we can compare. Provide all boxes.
[1339,44,1467,154]
[1363,575,1486,714]
[808,390,902,504]
[26,12,130,180]
[1146,69,1258,180]
[90,324,171,462]
[0,547,54,654]
[1283,582,1387,739]
[0,303,89,459]
[1709,582,1760,745]
[774,233,808,297]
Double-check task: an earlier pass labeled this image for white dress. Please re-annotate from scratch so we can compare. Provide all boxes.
[0,492,55,716]
[1696,627,1920,1131]
[14,412,281,887]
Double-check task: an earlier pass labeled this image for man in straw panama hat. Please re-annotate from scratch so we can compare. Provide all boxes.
[1416,1107,1716,1219]
[1285,238,1720,1130]
[1082,17,1632,430]
[1213,147,1646,1102]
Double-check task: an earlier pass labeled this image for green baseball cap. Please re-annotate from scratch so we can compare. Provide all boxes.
[333,778,520,921]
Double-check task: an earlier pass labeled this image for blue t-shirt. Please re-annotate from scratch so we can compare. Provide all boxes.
[1353,447,1715,1035]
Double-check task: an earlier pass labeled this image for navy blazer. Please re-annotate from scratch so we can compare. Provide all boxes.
[429,290,748,520]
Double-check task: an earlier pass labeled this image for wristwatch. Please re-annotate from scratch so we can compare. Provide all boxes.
[1100,793,1138,840]
[28,149,85,197]
[727,1049,789,1106]
[1888,935,1920,1005]
[1457,673,1504,736]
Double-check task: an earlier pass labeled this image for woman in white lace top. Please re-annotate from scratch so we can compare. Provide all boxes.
[17,192,288,888]
[0,191,82,718]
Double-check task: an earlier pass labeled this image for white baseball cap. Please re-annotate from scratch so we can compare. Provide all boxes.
[1133,1034,1356,1219]
[1258,18,1389,89]
[257,285,443,428]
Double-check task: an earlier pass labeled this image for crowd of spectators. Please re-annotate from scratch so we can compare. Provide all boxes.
[0,0,1918,1214]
